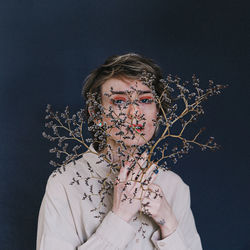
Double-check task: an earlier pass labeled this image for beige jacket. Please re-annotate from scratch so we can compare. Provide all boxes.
[37,146,202,250]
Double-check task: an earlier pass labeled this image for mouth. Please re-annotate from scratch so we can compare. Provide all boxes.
[129,124,144,132]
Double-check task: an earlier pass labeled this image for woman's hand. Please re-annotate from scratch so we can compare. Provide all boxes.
[141,183,178,238]
[112,152,157,222]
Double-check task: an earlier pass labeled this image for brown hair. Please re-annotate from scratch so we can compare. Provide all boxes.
[82,53,163,96]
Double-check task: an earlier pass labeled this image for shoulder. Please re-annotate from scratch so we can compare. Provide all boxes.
[156,169,189,190]
[155,169,190,207]
[45,156,92,195]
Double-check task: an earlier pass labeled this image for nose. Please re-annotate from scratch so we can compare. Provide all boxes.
[127,101,142,120]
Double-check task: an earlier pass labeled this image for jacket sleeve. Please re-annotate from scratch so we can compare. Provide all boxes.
[151,185,203,250]
[36,176,136,250]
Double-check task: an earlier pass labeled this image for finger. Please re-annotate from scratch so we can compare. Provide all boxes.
[141,163,158,184]
[137,151,148,168]
[127,161,139,181]
[117,162,131,182]
[131,150,148,170]
[127,152,148,181]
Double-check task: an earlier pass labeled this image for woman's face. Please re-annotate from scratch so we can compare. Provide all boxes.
[101,77,158,147]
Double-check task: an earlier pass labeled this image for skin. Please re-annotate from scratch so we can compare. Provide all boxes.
[101,77,158,149]
[99,77,178,239]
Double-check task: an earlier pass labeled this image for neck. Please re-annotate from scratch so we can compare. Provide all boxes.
[102,139,140,165]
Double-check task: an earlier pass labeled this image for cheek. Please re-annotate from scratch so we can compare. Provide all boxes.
[101,105,114,124]
[144,107,158,124]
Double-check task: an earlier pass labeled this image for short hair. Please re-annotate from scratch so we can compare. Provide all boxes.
[82,53,171,151]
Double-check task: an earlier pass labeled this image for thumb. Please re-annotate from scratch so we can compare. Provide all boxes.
[117,161,131,182]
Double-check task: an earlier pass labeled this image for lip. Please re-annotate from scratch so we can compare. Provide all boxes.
[129,124,144,132]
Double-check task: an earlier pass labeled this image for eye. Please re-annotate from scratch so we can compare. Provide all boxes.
[140,96,154,104]
[111,97,127,105]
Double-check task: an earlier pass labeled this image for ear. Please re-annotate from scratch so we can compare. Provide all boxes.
[88,106,96,123]
[88,107,103,127]
[88,106,94,117]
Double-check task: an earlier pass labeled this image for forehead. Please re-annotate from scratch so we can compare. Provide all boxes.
[101,77,152,94]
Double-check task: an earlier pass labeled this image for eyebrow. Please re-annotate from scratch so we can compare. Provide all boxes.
[110,90,152,95]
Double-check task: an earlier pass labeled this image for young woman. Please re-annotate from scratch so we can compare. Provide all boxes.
[37,53,203,249]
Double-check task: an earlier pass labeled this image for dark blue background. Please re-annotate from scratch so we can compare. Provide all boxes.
[0,0,249,249]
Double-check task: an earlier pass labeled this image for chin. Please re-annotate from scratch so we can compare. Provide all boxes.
[108,126,155,148]
[115,134,154,147]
